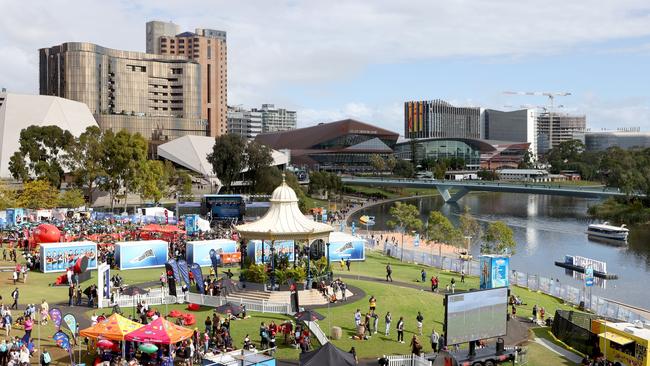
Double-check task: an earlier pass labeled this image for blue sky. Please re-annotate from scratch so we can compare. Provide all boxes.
[1,0,650,134]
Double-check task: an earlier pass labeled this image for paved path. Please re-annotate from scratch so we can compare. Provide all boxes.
[533,337,583,364]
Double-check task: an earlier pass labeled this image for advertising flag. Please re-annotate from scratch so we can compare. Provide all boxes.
[167,258,182,284]
[49,308,63,330]
[177,259,191,288]
[165,262,177,297]
[414,234,420,247]
[209,249,220,275]
[53,330,71,351]
[63,314,77,339]
[351,222,356,236]
[585,265,594,287]
[190,263,205,294]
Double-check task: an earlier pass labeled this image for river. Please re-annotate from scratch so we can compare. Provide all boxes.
[349,192,650,309]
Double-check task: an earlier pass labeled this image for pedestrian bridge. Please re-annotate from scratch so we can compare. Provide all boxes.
[341,176,635,203]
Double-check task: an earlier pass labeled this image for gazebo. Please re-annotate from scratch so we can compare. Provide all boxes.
[236,175,333,288]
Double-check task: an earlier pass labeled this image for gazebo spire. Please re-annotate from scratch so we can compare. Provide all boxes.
[282,171,286,184]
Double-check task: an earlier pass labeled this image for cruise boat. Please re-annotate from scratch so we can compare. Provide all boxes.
[359,215,376,226]
[586,222,629,241]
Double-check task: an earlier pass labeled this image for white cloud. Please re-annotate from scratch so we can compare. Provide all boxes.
[298,102,403,132]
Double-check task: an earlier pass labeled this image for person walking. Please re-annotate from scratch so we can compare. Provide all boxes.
[12,271,17,285]
[430,328,440,353]
[420,269,426,283]
[384,312,392,336]
[396,316,404,343]
[385,263,393,282]
[354,309,362,327]
[416,311,424,336]
[346,259,351,271]
[431,276,438,292]
[410,335,422,356]
[10,288,19,310]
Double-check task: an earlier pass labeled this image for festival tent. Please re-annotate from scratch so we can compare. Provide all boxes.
[79,313,143,341]
[140,224,182,233]
[124,317,193,344]
[299,342,356,366]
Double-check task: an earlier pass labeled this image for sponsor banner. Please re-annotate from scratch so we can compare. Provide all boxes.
[328,238,365,262]
[185,214,198,235]
[209,249,219,275]
[186,239,237,266]
[40,241,98,273]
[167,258,182,284]
[190,263,204,294]
[49,308,63,330]
[480,255,510,289]
[165,263,177,297]
[115,240,168,270]
[53,330,71,351]
[247,240,295,264]
[63,314,77,339]
[177,259,191,288]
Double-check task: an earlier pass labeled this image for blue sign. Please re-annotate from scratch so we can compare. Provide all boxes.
[322,209,327,223]
[414,234,420,247]
[186,239,238,266]
[185,214,198,235]
[6,209,15,226]
[248,240,295,264]
[115,240,169,270]
[480,255,510,289]
[351,222,356,236]
[328,236,366,261]
[585,266,594,287]
[40,242,98,273]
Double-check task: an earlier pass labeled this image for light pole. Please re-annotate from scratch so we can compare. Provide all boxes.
[270,243,276,291]
[326,242,331,280]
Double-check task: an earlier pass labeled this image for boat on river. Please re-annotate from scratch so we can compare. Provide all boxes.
[586,222,629,242]
[359,215,375,226]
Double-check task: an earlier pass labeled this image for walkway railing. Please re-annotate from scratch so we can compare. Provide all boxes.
[185,292,292,315]
[381,243,650,324]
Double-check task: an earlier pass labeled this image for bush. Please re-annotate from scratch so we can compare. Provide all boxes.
[241,263,268,283]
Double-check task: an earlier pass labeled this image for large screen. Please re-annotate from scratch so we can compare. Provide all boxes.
[39,242,98,273]
[445,287,508,345]
[115,240,169,270]
[186,239,238,266]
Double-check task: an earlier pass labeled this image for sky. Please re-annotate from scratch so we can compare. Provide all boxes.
[2,0,650,135]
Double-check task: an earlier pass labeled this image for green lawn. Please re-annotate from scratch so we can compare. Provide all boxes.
[522,328,582,366]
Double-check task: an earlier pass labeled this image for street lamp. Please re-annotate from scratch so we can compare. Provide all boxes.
[270,244,276,291]
[326,242,331,279]
[306,245,312,290]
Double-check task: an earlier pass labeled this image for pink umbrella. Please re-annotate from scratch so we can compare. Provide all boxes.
[97,339,114,349]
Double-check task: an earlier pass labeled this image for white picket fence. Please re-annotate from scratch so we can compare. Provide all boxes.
[185,292,292,314]
[386,354,431,366]
[101,286,186,308]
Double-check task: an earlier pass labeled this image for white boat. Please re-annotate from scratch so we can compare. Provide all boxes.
[586,222,629,241]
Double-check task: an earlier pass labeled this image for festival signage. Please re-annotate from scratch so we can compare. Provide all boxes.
[190,263,205,294]
[40,241,98,273]
[185,214,198,235]
[480,255,510,289]
[186,239,238,266]
[247,240,295,264]
[164,262,177,297]
[585,265,594,287]
[114,240,168,270]
[63,314,77,339]
[177,259,191,288]
[49,308,63,330]
[328,232,366,261]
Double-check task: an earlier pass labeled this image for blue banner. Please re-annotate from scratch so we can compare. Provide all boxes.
[63,314,77,339]
[6,209,15,226]
[185,214,198,235]
[115,241,168,270]
[190,263,205,294]
[40,242,98,273]
[328,235,366,261]
[167,258,182,284]
[351,222,356,236]
[177,259,191,288]
[186,239,237,266]
[53,330,71,351]
[209,249,219,276]
[480,255,510,289]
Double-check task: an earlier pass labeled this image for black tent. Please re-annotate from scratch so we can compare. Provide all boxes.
[299,342,356,366]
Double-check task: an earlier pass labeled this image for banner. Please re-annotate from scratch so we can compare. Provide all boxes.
[209,249,219,276]
[167,258,182,284]
[40,241,98,273]
[480,255,510,289]
[185,214,198,235]
[177,259,191,288]
[351,222,356,236]
[190,263,205,294]
[165,263,177,297]
[63,314,77,339]
[186,240,237,266]
[115,240,168,270]
[414,234,420,247]
[53,330,71,351]
[49,308,63,330]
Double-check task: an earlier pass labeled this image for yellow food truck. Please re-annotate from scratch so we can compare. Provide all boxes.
[592,319,650,366]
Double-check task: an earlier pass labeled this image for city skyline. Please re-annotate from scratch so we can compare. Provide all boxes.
[2,0,650,133]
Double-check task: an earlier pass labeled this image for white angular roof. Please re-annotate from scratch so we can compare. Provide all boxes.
[0,93,99,178]
[235,177,333,241]
[157,135,290,177]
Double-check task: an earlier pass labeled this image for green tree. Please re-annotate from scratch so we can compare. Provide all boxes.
[393,159,415,178]
[545,139,585,173]
[481,221,516,255]
[385,155,397,172]
[426,211,461,245]
[246,141,274,192]
[308,171,342,197]
[58,189,86,208]
[255,166,283,194]
[135,160,167,204]
[459,206,482,245]
[172,169,194,202]
[207,134,247,192]
[518,150,535,169]
[64,126,105,203]
[369,154,386,174]
[0,184,17,210]
[387,202,423,261]
[9,125,74,188]
[17,180,59,209]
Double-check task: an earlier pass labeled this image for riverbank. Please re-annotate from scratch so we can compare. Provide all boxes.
[587,197,650,226]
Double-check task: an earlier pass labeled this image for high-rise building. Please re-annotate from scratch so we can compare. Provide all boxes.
[146,21,180,54]
[39,42,206,144]
[149,21,228,137]
[253,104,297,133]
[404,99,482,139]
[536,112,586,154]
[227,106,262,139]
[483,108,538,159]
[585,131,650,151]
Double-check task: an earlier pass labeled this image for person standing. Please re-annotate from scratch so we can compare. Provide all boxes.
[23,316,33,342]
[21,266,27,283]
[368,296,377,312]
[12,271,17,285]
[68,285,74,307]
[385,263,393,282]
[420,269,426,283]
[354,309,362,327]
[384,312,392,336]
[532,304,538,323]
[416,311,424,336]
[410,335,422,356]
[396,316,404,343]
[372,311,379,335]
[430,328,439,353]
[10,288,19,309]
[460,270,465,283]
[40,348,52,366]
[346,259,351,271]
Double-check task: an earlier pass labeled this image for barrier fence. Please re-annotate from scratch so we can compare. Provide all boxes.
[381,243,650,325]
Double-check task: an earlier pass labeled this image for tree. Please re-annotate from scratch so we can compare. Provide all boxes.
[0,184,17,210]
[246,141,273,192]
[135,160,168,204]
[459,206,482,245]
[207,134,247,192]
[426,211,461,245]
[58,189,86,208]
[9,125,74,188]
[64,126,105,203]
[481,221,516,255]
[387,202,423,261]
[369,155,386,174]
[385,155,397,172]
[518,150,535,169]
[17,180,59,209]
[393,159,415,178]
[255,166,283,194]
[308,171,342,197]
[172,169,194,202]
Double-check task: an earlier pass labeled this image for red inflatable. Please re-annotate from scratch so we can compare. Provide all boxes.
[187,303,200,311]
[168,310,183,318]
[33,224,61,244]
[182,314,196,326]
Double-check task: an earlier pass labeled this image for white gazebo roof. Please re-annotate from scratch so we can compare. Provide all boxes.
[235,176,333,241]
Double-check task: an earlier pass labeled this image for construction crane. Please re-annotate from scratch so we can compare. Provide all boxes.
[503,91,571,150]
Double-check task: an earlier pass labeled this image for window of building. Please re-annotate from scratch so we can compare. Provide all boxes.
[207,46,212,59]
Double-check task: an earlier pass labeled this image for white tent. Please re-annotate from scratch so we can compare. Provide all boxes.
[235,176,333,242]
[0,93,98,177]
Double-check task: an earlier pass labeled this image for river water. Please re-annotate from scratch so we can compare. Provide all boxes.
[349,192,650,309]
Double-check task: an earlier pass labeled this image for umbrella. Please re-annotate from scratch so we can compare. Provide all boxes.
[214,302,242,316]
[294,309,325,322]
[138,343,158,354]
[121,286,150,296]
[97,340,114,349]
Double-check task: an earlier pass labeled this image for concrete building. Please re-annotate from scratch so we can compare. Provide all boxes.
[150,21,228,137]
[0,92,99,177]
[585,131,650,151]
[227,106,262,139]
[483,108,537,159]
[146,21,180,54]
[253,104,297,133]
[39,42,206,146]
[497,169,549,182]
[404,99,482,139]
[536,112,586,154]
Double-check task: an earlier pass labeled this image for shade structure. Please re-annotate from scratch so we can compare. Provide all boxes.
[124,317,193,344]
[79,313,143,341]
[295,310,325,322]
[214,302,243,316]
[121,286,150,296]
[140,224,182,233]
[299,342,356,366]
[235,176,333,242]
